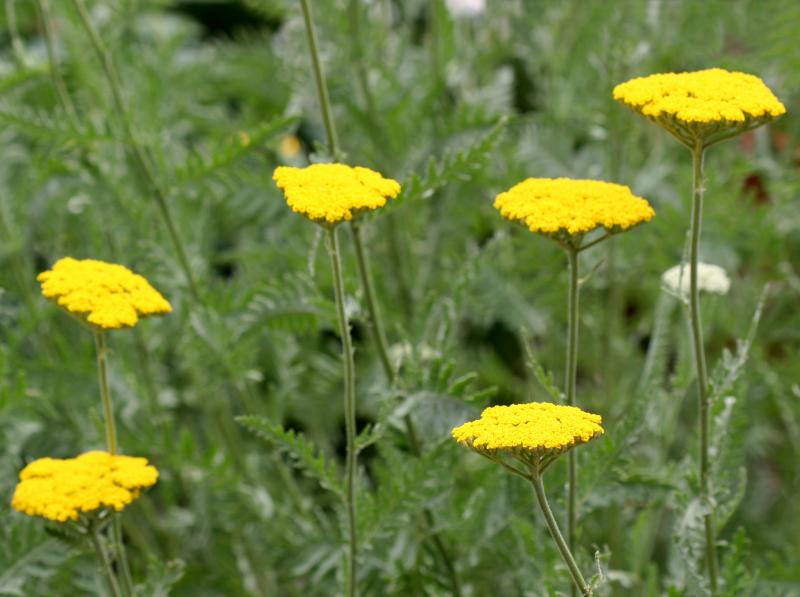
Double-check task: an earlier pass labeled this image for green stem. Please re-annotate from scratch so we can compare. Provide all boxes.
[564,245,580,590]
[93,331,118,455]
[325,227,358,597]
[71,0,201,302]
[299,0,341,159]
[89,524,124,597]
[688,143,719,592]
[350,220,394,381]
[93,331,135,594]
[530,473,591,597]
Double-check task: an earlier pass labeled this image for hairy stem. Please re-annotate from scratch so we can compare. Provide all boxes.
[93,331,117,455]
[93,331,135,594]
[689,143,719,592]
[71,0,201,302]
[565,245,580,597]
[89,524,124,597]
[325,227,358,597]
[530,473,591,597]
[299,0,340,159]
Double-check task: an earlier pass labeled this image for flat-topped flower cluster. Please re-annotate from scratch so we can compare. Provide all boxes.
[613,68,786,125]
[493,178,655,238]
[273,163,401,225]
[12,452,159,522]
[452,402,604,455]
[38,257,172,330]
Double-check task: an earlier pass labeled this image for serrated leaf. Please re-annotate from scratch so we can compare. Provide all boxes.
[398,117,509,205]
[521,331,563,403]
[237,415,343,498]
[709,284,769,402]
[0,537,71,596]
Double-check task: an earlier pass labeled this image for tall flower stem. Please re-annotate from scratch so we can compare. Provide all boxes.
[299,0,340,160]
[298,4,459,593]
[71,0,201,302]
[93,331,135,596]
[564,245,580,592]
[688,143,719,591]
[530,472,591,597]
[94,331,118,455]
[325,227,358,597]
[89,523,124,597]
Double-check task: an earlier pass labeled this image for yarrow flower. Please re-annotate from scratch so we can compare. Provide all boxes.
[11,451,158,523]
[273,163,401,225]
[662,262,731,298]
[452,402,603,468]
[38,258,172,330]
[494,178,654,242]
[613,68,786,146]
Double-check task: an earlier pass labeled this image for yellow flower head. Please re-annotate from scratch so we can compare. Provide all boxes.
[273,163,401,225]
[452,402,603,463]
[613,68,786,146]
[494,178,654,242]
[37,257,172,330]
[11,451,159,523]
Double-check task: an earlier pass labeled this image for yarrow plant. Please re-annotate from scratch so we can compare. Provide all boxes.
[33,257,170,596]
[493,177,654,582]
[452,402,604,596]
[12,452,157,597]
[615,67,785,593]
[273,162,399,597]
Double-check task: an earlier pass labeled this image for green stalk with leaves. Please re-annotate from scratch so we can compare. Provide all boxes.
[614,67,786,593]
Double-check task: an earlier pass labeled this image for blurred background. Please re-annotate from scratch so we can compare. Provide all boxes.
[0,1,798,595]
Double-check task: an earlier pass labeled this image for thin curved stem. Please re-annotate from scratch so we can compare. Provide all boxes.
[71,0,201,302]
[299,0,341,160]
[577,232,612,253]
[564,246,580,589]
[350,220,395,381]
[688,144,719,592]
[325,227,358,597]
[89,523,124,597]
[530,473,591,596]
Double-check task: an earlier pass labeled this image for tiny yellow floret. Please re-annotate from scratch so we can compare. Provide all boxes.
[494,178,654,239]
[273,163,401,225]
[613,68,786,145]
[452,402,603,457]
[37,258,172,330]
[11,451,158,523]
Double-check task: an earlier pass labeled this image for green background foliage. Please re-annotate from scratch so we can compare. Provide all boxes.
[0,0,798,595]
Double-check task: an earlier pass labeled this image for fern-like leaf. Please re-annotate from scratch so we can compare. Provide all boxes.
[237,415,343,499]
[398,116,509,204]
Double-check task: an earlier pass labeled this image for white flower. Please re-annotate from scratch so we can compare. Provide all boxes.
[662,262,730,298]
[445,0,486,18]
